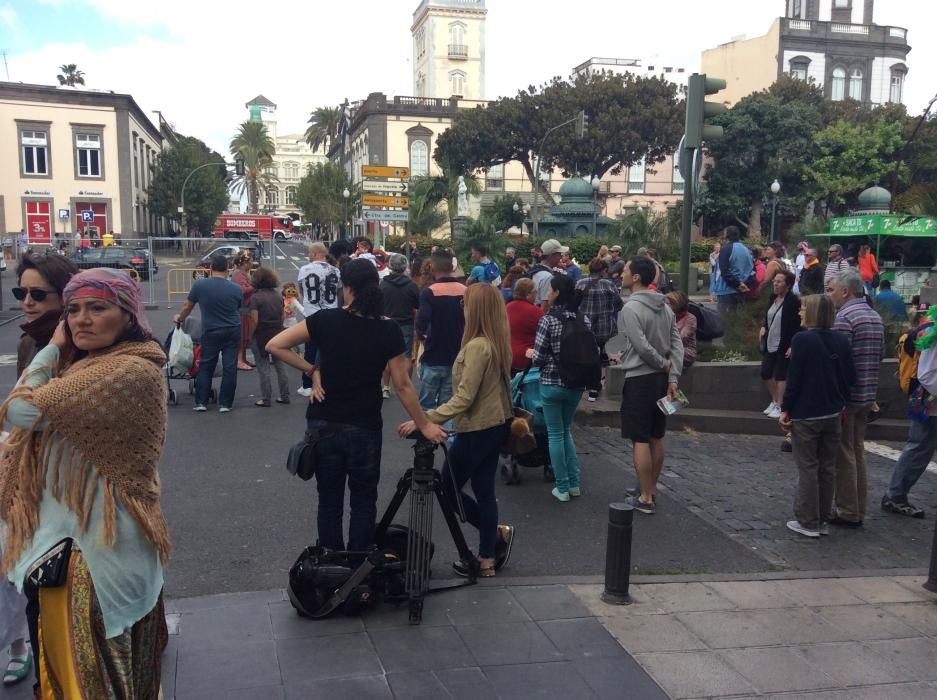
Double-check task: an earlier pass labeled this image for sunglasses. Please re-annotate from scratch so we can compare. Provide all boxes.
[12,287,58,302]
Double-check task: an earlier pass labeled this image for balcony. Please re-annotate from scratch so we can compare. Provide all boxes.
[448,44,468,59]
[783,18,908,46]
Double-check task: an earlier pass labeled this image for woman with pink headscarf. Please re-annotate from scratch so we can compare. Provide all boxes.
[0,268,169,698]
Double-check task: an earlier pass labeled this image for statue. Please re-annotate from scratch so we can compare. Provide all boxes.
[457,175,469,217]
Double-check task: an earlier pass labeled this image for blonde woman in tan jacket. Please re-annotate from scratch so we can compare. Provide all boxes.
[399,283,515,577]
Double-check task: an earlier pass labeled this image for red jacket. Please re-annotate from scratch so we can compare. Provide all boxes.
[506,299,543,370]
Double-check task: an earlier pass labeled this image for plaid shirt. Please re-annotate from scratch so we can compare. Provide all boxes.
[576,276,623,345]
[531,306,589,386]
[833,297,884,404]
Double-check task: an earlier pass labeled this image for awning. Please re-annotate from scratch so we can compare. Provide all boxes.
[810,215,937,238]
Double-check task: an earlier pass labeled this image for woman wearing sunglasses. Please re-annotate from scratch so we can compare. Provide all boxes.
[14,252,78,377]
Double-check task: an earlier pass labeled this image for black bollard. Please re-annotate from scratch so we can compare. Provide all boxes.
[924,512,937,593]
[601,502,634,605]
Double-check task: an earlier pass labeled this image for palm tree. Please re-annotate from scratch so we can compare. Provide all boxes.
[304,106,341,153]
[230,121,277,214]
[56,64,85,86]
[409,168,481,237]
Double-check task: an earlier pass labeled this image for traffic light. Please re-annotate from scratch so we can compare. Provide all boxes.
[234,159,245,176]
[577,110,589,138]
[685,73,727,148]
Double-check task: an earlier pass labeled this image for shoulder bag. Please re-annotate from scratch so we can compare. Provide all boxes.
[286,425,346,481]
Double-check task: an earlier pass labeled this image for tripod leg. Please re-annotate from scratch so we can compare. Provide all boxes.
[373,469,413,547]
[407,476,434,625]
[433,473,479,581]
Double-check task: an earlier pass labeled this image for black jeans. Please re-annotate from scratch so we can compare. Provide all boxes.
[196,326,239,407]
[442,422,510,559]
[307,419,382,552]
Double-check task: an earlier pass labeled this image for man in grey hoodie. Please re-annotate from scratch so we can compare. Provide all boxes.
[620,256,684,514]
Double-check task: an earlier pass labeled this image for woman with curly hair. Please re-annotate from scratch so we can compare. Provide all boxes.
[0,268,170,698]
[231,251,255,371]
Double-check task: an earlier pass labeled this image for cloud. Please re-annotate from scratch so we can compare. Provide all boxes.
[0,4,19,31]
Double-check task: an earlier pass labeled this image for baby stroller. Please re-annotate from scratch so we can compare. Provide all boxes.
[164,317,218,406]
[500,366,554,485]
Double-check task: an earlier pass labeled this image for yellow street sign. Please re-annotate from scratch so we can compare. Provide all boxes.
[362,165,410,178]
[362,194,409,208]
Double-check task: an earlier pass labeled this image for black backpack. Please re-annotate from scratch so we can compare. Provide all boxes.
[524,263,552,280]
[655,262,674,294]
[558,312,602,390]
[687,301,725,342]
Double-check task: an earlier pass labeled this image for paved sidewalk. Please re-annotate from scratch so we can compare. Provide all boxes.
[573,574,937,700]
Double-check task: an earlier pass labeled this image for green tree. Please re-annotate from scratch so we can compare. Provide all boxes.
[409,168,480,237]
[435,72,682,203]
[147,136,229,235]
[699,87,823,237]
[56,63,85,86]
[304,106,341,152]
[229,121,276,213]
[487,195,526,232]
[607,209,674,259]
[809,118,904,210]
[295,162,356,234]
[407,202,447,236]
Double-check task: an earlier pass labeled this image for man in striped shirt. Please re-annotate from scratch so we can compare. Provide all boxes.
[828,268,884,527]
[823,244,850,290]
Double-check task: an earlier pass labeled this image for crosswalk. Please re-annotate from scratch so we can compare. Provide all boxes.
[0,354,17,367]
[865,440,937,476]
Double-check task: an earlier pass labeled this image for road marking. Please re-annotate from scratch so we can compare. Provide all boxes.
[865,440,937,476]
[0,354,17,367]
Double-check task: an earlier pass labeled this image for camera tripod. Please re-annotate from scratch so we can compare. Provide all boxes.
[372,434,479,625]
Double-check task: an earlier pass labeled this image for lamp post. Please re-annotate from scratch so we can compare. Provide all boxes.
[342,187,350,240]
[770,179,780,240]
[591,176,601,237]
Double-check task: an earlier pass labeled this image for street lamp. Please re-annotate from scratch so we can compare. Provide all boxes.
[342,187,350,239]
[591,176,601,237]
[770,179,781,239]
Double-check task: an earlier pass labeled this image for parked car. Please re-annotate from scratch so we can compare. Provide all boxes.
[192,244,258,272]
[133,247,159,276]
[71,246,153,280]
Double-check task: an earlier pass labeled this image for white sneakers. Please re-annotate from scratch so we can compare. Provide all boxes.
[786,520,820,538]
[763,401,777,415]
[764,401,782,419]
[297,387,312,398]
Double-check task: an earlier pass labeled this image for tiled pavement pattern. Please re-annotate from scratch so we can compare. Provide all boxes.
[155,584,669,700]
[579,427,937,572]
[572,575,937,700]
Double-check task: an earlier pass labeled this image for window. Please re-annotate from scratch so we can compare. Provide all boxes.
[285,186,296,205]
[849,67,863,100]
[284,162,299,179]
[890,67,906,103]
[450,23,464,46]
[76,133,102,177]
[449,70,466,97]
[831,67,846,101]
[833,0,849,6]
[415,27,426,58]
[21,129,49,176]
[832,0,851,22]
[416,72,426,97]
[409,140,428,177]
[486,163,504,191]
[672,157,684,194]
[266,188,279,206]
[628,158,646,194]
[787,0,804,18]
[789,56,810,81]
[265,165,278,177]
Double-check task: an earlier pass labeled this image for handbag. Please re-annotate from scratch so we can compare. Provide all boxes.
[871,272,881,288]
[502,406,537,456]
[286,426,344,481]
[25,539,73,588]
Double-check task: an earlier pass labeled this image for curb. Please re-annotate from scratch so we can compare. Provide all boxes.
[164,567,932,606]
[0,312,23,327]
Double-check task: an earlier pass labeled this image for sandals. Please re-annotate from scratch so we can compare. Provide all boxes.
[3,651,31,685]
[254,400,271,407]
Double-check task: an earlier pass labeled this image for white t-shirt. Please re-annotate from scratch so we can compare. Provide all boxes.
[297,260,342,317]
[533,269,554,304]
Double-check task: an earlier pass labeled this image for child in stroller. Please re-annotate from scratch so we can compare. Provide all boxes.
[501,366,554,485]
[164,317,220,405]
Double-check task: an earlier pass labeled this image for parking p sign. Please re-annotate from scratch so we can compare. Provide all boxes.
[81,210,95,223]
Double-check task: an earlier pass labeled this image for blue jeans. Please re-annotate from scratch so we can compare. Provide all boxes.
[307,419,382,551]
[398,323,415,357]
[196,326,239,408]
[541,384,584,492]
[419,364,453,411]
[885,417,937,502]
[443,422,509,558]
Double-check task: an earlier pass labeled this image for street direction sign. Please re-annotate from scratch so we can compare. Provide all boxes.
[362,180,408,194]
[362,165,409,178]
[362,194,409,208]
[81,210,95,223]
[362,210,409,222]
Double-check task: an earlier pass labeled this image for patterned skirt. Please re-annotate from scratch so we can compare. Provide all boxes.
[37,552,166,700]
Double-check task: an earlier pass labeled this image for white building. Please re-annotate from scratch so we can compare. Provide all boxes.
[412,0,487,100]
[571,57,691,92]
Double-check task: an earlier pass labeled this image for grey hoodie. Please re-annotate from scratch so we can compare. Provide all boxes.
[619,291,684,385]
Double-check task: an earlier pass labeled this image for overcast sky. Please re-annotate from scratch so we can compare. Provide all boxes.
[1,0,933,156]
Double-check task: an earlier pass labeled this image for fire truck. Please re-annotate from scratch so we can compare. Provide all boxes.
[212,214,293,241]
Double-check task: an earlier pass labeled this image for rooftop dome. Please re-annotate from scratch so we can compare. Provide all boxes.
[558,177,595,200]
[857,186,890,211]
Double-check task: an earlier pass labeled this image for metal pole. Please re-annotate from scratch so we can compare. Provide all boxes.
[770,196,777,240]
[679,147,695,297]
[601,502,634,605]
[532,116,578,240]
[593,185,598,237]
